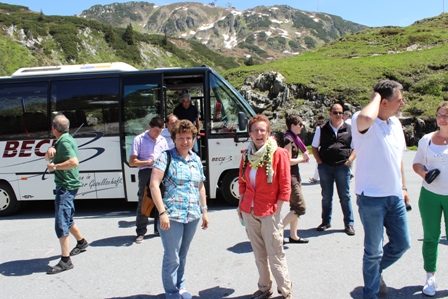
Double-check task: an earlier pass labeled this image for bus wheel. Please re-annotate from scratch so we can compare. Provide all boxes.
[0,182,21,216]
[221,170,240,206]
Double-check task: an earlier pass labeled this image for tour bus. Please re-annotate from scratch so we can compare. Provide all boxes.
[0,62,255,216]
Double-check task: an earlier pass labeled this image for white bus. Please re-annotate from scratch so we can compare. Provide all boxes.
[0,62,255,216]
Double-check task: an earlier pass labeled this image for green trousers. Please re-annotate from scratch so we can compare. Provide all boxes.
[419,187,448,272]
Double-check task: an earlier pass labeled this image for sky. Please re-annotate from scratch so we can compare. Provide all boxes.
[2,0,447,27]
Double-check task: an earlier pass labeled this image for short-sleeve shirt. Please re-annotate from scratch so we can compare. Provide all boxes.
[53,133,82,190]
[173,104,199,124]
[351,112,406,198]
[161,128,175,149]
[130,131,168,170]
[154,148,206,224]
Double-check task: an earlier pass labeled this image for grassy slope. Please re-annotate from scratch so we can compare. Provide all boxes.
[224,14,448,119]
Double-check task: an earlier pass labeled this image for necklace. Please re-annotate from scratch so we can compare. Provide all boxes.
[438,131,448,144]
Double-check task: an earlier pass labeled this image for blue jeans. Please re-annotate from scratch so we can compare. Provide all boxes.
[159,218,200,299]
[357,194,411,299]
[54,187,78,238]
[318,163,354,226]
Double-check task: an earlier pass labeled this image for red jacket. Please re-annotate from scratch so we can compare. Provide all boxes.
[238,147,291,216]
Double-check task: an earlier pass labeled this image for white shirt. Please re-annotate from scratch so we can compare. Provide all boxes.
[351,112,406,198]
[413,132,448,195]
[161,128,175,149]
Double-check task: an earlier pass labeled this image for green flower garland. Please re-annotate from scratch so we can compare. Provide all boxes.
[244,137,277,184]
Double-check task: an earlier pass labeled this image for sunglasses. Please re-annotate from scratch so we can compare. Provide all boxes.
[332,111,344,115]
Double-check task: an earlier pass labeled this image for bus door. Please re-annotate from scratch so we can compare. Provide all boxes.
[121,73,164,202]
[207,72,253,205]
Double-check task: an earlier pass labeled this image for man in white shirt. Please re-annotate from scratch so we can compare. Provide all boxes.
[352,80,411,299]
[161,114,178,149]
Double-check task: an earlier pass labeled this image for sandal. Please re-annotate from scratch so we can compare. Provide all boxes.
[70,239,89,256]
[309,178,319,183]
[47,259,74,274]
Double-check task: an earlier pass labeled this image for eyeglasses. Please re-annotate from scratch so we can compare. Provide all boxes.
[251,129,267,134]
[332,111,344,115]
[436,114,448,120]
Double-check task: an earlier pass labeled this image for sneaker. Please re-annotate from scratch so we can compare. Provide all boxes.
[46,259,74,274]
[70,239,89,256]
[250,289,273,299]
[423,274,437,297]
[378,275,388,295]
[135,235,144,244]
[316,223,331,231]
[180,289,192,299]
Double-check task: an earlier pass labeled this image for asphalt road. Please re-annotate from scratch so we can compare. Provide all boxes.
[1,150,448,299]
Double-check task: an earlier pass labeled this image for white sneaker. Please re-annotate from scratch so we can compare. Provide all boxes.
[423,274,437,297]
[180,289,192,299]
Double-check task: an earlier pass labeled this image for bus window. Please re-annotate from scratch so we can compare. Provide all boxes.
[122,77,162,161]
[50,78,120,136]
[0,82,49,139]
[209,73,252,134]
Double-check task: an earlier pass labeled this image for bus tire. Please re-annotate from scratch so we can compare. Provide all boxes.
[0,182,21,216]
[221,170,240,206]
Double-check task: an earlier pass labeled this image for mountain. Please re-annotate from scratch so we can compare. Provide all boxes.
[79,2,367,63]
[0,2,240,76]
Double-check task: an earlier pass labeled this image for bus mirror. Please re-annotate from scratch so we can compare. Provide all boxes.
[237,112,248,131]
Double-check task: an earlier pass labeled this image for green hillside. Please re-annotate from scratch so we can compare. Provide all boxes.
[0,2,239,75]
[224,14,448,119]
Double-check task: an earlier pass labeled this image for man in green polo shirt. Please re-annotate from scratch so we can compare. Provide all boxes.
[45,114,88,274]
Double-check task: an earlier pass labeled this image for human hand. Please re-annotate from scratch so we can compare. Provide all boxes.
[403,190,410,205]
[47,163,55,172]
[201,213,209,230]
[159,214,170,230]
[370,91,381,103]
[46,147,56,160]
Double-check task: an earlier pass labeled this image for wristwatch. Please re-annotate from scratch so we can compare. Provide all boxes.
[53,164,57,171]
[200,205,208,212]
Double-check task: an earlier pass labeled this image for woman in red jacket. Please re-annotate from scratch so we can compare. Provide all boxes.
[238,114,293,299]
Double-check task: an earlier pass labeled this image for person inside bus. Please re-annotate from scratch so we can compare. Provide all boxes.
[150,119,209,299]
[173,92,200,153]
[238,114,293,299]
[129,116,168,243]
[45,114,88,274]
[161,114,178,149]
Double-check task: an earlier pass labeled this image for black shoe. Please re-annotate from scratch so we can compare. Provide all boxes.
[406,203,412,211]
[289,237,309,244]
[345,225,355,236]
[154,230,160,236]
[316,223,331,231]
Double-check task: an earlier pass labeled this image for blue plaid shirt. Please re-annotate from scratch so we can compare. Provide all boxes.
[154,148,206,224]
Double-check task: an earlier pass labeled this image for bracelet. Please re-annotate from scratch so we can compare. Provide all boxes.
[402,187,407,191]
[159,211,166,216]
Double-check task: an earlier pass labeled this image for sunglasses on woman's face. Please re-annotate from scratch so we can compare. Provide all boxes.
[332,111,344,115]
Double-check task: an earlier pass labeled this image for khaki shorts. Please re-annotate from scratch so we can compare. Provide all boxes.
[290,183,306,216]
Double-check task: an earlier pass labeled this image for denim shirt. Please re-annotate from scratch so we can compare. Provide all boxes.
[154,148,206,223]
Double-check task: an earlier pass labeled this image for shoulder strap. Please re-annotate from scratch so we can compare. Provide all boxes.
[163,150,171,180]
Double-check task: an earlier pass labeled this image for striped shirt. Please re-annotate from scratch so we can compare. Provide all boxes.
[154,148,206,223]
[130,131,168,170]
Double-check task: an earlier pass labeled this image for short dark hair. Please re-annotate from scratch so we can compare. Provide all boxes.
[149,116,164,128]
[374,80,403,101]
[285,114,303,130]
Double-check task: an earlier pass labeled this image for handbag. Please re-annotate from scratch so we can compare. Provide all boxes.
[141,150,171,217]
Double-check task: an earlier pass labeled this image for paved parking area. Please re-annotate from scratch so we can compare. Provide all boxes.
[1,151,448,298]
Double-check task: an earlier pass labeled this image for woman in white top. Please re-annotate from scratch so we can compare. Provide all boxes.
[413,101,448,297]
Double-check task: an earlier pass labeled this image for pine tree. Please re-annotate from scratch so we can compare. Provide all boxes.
[122,24,134,45]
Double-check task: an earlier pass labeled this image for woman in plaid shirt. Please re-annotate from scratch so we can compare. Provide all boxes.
[150,119,209,299]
